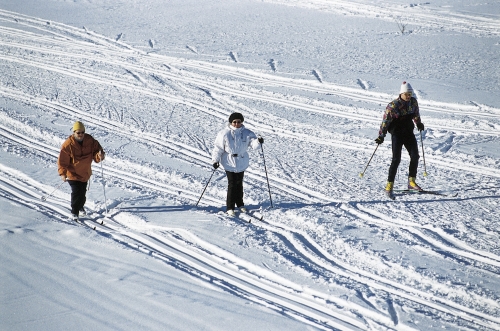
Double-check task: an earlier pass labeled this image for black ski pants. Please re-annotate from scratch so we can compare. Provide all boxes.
[225,171,244,211]
[388,132,419,182]
[68,180,87,215]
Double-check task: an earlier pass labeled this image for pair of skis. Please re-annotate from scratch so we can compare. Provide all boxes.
[71,211,105,230]
[392,189,458,198]
[222,209,264,223]
[239,210,264,223]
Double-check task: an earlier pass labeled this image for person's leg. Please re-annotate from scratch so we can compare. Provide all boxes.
[404,134,422,190]
[225,171,236,211]
[235,172,245,208]
[404,134,420,178]
[388,134,403,182]
[68,180,87,215]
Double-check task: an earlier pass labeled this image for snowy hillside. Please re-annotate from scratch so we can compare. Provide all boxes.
[1,1,500,330]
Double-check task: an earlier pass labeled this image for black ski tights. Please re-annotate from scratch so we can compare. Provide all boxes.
[68,180,87,215]
[388,133,419,182]
[225,171,244,211]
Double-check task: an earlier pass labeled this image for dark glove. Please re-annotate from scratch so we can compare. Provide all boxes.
[258,137,264,144]
[375,136,384,144]
[213,162,219,169]
[417,122,424,131]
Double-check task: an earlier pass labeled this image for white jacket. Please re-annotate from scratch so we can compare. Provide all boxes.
[211,124,260,173]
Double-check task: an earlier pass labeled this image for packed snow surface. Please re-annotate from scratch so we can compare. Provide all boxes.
[1,0,500,330]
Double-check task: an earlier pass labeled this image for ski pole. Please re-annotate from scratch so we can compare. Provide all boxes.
[359,144,379,178]
[259,137,273,208]
[100,152,109,213]
[196,168,217,207]
[41,180,66,201]
[420,131,428,177]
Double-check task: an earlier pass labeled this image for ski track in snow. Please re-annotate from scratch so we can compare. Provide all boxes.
[0,167,399,331]
[1,8,500,331]
[3,116,500,270]
[261,0,500,37]
[2,165,500,331]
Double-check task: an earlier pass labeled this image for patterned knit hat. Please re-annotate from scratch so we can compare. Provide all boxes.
[400,81,414,94]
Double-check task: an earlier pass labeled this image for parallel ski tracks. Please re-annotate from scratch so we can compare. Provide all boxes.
[2,7,500,331]
[2,18,500,129]
[0,123,221,206]
[164,59,500,123]
[1,13,500,272]
[4,120,500,273]
[253,214,500,329]
[4,37,500,129]
[0,89,346,204]
[0,118,333,205]
[1,81,500,181]
[2,15,500,169]
[0,68,500,180]
[348,204,500,269]
[0,9,134,52]
[0,170,390,331]
[2,166,500,330]
[261,0,500,36]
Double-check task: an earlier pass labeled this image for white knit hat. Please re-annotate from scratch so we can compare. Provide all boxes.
[400,81,414,94]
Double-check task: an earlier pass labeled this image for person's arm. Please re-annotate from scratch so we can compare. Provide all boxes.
[211,131,225,164]
[248,130,261,150]
[92,139,105,162]
[378,102,395,137]
[57,143,71,179]
[412,98,424,131]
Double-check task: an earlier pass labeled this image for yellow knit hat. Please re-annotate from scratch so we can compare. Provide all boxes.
[72,121,85,132]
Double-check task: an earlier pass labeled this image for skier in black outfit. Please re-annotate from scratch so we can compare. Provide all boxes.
[375,81,425,199]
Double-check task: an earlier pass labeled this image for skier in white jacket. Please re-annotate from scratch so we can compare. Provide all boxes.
[211,112,263,216]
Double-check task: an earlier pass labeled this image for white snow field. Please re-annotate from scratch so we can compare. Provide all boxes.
[1,0,500,330]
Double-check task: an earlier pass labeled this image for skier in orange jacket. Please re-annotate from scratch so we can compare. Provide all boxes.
[58,121,105,220]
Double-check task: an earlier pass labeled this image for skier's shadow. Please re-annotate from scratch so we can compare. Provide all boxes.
[117,205,192,213]
[255,201,341,211]
[458,186,500,193]
[117,205,230,214]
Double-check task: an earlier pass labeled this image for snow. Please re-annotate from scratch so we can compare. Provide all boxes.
[1,0,499,330]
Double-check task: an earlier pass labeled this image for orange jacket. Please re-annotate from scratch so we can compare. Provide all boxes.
[57,133,104,182]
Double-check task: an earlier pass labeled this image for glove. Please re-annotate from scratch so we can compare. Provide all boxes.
[213,162,219,169]
[258,137,264,144]
[96,151,105,162]
[375,136,384,144]
[417,122,425,131]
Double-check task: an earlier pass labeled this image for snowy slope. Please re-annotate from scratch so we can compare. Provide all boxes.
[1,1,500,330]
